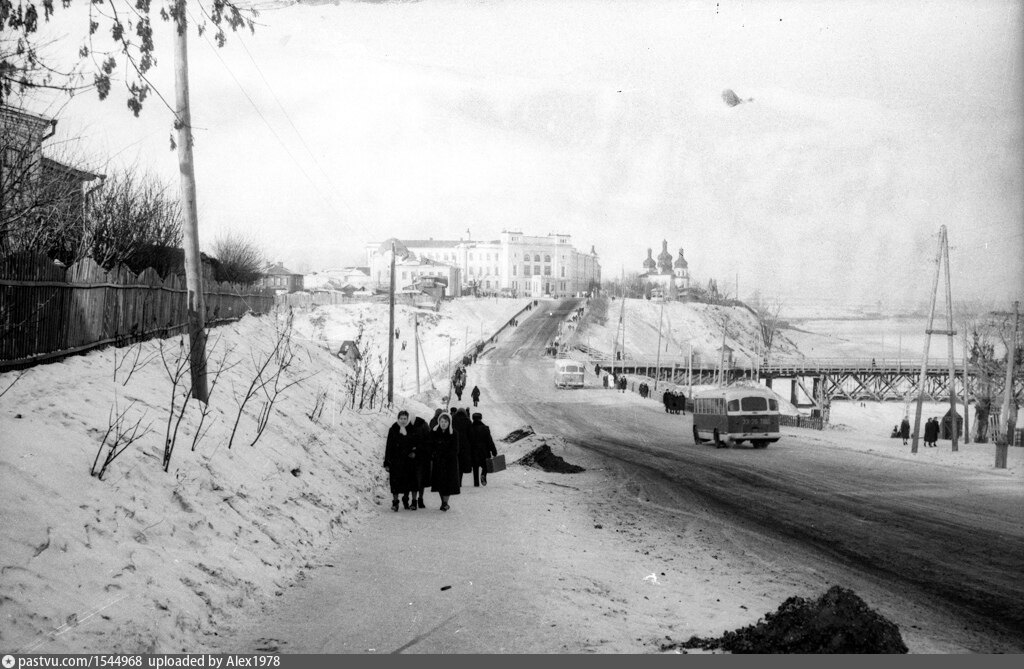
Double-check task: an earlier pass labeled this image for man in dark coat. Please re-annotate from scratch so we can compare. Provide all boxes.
[469,412,499,487]
[452,407,473,483]
[899,416,911,446]
[409,415,432,508]
[663,390,672,413]
[383,411,416,511]
[925,417,939,447]
[430,413,460,511]
[471,385,481,407]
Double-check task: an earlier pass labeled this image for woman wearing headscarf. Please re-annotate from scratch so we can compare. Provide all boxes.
[383,410,416,511]
[428,407,444,430]
[430,413,461,511]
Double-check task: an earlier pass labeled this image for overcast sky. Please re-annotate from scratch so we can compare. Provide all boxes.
[24,0,1024,309]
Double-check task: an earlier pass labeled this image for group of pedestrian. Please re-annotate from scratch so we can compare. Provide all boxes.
[383,406,499,513]
[662,389,687,414]
[637,382,650,398]
[922,416,940,448]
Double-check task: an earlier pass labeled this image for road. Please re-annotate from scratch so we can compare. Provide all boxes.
[483,298,1024,642]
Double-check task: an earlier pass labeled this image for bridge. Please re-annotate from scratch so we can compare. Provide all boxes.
[583,350,1024,407]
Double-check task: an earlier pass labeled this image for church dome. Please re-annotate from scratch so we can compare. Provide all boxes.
[674,248,688,269]
[642,248,656,269]
[656,240,673,272]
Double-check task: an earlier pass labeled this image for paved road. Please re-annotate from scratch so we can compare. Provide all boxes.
[484,298,1024,642]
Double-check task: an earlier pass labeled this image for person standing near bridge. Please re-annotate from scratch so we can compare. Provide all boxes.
[900,416,911,446]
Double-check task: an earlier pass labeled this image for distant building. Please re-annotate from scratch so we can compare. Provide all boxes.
[259,262,304,293]
[640,240,690,300]
[304,266,371,291]
[365,231,600,298]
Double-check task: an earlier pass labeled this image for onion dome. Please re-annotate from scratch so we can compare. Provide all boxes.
[642,248,656,269]
[657,240,673,273]
[674,248,688,269]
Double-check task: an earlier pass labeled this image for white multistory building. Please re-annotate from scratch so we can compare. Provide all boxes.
[365,231,600,298]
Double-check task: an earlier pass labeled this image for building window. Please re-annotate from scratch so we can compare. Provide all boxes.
[402,271,407,280]
[513,266,517,276]
[544,255,551,263]
[561,267,565,277]
[533,254,540,262]
[524,265,531,276]
[544,266,551,276]
[469,253,474,260]
[534,265,540,275]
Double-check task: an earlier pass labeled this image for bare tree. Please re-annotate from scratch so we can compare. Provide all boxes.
[211,230,265,284]
[755,299,785,367]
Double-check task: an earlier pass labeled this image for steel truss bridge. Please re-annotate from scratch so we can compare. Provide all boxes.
[589,353,1024,408]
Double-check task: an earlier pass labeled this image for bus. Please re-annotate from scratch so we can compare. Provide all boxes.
[554,359,586,389]
[692,386,781,448]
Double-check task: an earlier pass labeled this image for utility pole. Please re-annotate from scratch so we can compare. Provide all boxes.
[912,226,958,453]
[654,297,665,391]
[414,312,420,394]
[174,6,208,403]
[995,300,1019,469]
[387,242,395,405]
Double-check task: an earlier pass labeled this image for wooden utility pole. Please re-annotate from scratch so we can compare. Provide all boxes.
[174,7,208,403]
[995,300,1019,469]
[414,313,420,394]
[387,242,395,405]
[963,342,971,444]
[912,226,958,453]
[654,297,665,391]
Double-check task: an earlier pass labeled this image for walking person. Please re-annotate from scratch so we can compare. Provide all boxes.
[469,412,498,487]
[430,413,461,511]
[383,410,416,511]
[409,414,431,508]
[900,416,910,446]
[471,385,481,407]
[452,407,473,485]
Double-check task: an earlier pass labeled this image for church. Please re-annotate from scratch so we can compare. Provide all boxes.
[640,240,690,300]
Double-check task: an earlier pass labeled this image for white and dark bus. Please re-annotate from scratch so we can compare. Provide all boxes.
[553,359,586,389]
[692,386,781,448]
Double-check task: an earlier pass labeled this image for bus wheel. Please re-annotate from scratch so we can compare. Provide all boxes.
[753,440,767,449]
[713,429,724,448]
[692,425,704,444]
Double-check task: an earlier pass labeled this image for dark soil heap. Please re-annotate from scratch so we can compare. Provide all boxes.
[516,444,585,474]
[501,425,535,443]
[665,586,908,654]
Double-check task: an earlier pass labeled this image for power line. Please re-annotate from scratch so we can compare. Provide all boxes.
[187,7,365,241]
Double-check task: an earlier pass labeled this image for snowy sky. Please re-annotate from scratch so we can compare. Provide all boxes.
[21,0,1024,309]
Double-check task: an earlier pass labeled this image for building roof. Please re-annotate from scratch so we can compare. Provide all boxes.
[41,157,104,182]
[264,262,300,276]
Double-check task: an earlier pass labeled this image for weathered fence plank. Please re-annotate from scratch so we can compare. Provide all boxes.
[0,254,274,369]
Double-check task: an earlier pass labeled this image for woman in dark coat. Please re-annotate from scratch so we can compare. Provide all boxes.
[383,410,416,511]
[452,407,473,481]
[430,413,461,511]
[469,412,498,487]
[428,408,444,430]
[409,415,431,508]
[471,385,481,407]
[899,416,911,446]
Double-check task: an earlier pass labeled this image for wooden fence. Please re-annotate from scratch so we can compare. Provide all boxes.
[0,252,275,369]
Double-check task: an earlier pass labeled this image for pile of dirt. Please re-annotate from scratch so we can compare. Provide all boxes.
[501,425,535,443]
[516,444,585,474]
[664,586,908,654]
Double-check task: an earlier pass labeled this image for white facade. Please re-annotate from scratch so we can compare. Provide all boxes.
[365,231,600,298]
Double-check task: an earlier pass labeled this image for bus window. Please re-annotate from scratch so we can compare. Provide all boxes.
[728,399,740,412]
[769,399,778,411]
[741,396,768,411]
